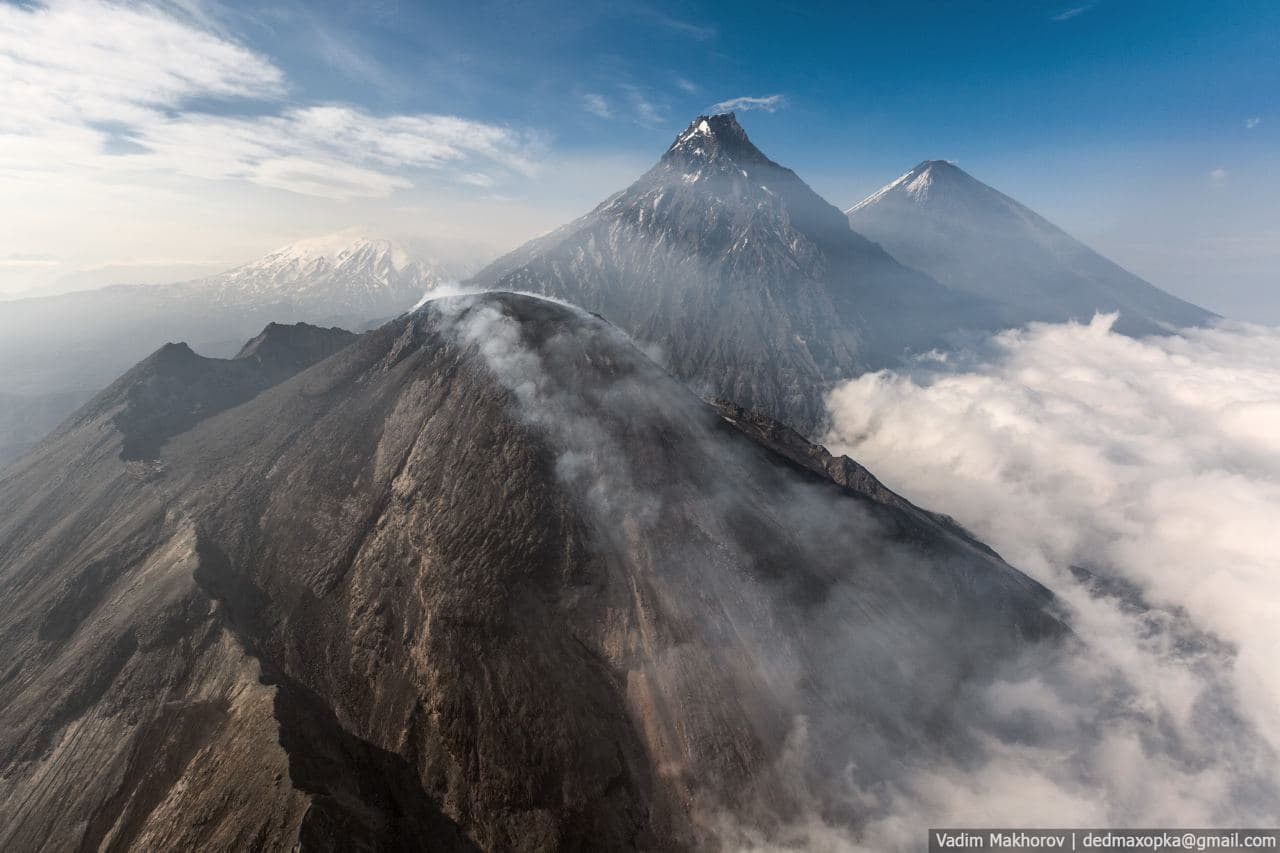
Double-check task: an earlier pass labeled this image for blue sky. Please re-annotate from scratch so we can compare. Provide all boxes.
[1,0,1276,317]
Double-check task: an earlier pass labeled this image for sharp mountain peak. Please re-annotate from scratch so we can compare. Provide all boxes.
[846,159,979,213]
[661,111,778,170]
[468,112,988,436]
[846,157,1214,334]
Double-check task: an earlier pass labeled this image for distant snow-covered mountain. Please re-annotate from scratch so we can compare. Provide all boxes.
[0,231,480,465]
[201,230,465,318]
[846,160,1214,335]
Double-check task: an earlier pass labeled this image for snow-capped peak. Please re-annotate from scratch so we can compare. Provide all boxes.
[845,160,963,213]
[846,169,915,214]
[200,228,452,316]
[665,113,756,156]
[673,118,714,147]
[903,168,934,198]
[657,112,780,180]
[256,228,414,273]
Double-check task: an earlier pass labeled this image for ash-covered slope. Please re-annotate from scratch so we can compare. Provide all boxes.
[847,160,1214,334]
[0,293,1061,851]
[469,114,993,435]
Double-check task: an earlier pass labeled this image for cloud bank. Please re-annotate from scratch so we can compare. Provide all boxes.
[0,0,541,199]
[815,314,1280,843]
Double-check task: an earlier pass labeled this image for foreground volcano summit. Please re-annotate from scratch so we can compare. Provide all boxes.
[469,114,993,435]
[0,293,1060,850]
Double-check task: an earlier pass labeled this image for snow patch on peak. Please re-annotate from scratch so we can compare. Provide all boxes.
[674,119,713,148]
[904,168,933,199]
[261,228,413,272]
[845,168,916,214]
[197,227,459,316]
[846,160,959,213]
[668,112,747,152]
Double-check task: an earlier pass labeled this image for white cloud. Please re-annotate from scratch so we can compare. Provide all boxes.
[0,0,284,128]
[0,0,542,200]
[310,22,401,93]
[582,93,612,118]
[820,315,1280,837]
[116,106,541,199]
[710,94,786,113]
[674,76,699,95]
[1246,116,1262,129]
[1051,4,1096,21]
[623,86,665,126]
[1211,167,1228,180]
[456,172,496,188]
[632,6,716,41]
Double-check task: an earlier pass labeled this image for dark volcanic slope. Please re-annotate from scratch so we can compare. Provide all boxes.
[469,113,995,435]
[0,389,85,466]
[846,160,1214,335]
[51,321,356,462]
[0,293,1060,851]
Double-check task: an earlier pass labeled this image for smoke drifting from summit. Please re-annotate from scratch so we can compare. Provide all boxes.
[416,294,1080,850]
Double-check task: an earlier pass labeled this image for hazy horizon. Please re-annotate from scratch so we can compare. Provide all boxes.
[1,0,1276,320]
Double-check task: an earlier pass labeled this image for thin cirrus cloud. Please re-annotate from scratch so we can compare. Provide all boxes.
[123,107,542,200]
[1246,117,1262,129]
[0,0,542,200]
[622,85,666,126]
[584,86,680,126]
[1051,3,1097,21]
[582,93,612,119]
[629,5,717,41]
[710,94,786,113]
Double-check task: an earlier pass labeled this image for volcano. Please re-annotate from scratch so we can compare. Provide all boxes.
[469,114,995,435]
[846,159,1214,335]
[0,293,1061,850]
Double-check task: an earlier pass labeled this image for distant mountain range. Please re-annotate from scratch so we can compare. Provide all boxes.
[846,159,1213,335]
[0,231,478,464]
[0,292,1062,849]
[470,114,1210,435]
[0,116,1213,465]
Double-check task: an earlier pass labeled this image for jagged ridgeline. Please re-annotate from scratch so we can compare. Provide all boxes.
[468,114,995,436]
[0,293,1063,850]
